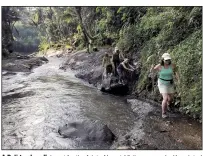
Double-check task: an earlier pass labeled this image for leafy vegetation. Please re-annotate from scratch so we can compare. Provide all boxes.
[117,7,202,120]
[2,7,21,56]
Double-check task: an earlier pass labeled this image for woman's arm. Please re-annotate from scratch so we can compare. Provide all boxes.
[119,52,125,60]
[102,57,105,67]
[122,63,133,71]
[175,72,180,83]
[172,64,180,83]
[111,59,115,74]
[150,64,160,73]
[129,64,135,70]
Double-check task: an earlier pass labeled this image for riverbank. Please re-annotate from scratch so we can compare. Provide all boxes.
[2,52,49,72]
[56,48,202,149]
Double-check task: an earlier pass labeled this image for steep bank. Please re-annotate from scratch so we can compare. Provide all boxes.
[118,7,202,121]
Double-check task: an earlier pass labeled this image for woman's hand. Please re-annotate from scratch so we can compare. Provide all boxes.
[178,92,181,97]
[150,64,154,72]
[177,79,180,84]
[175,72,180,84]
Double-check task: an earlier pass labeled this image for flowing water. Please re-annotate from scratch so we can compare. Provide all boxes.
[2,57,136,149]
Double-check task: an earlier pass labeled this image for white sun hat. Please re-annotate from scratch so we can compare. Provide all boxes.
[115,47,119,52]
[162,53,171,60]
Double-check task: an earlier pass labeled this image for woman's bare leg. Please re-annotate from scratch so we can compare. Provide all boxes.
[162,93,168,115]
[168,93,174,104]
[167,93,174,111]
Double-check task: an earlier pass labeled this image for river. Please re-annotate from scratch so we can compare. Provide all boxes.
[2,57,136,149]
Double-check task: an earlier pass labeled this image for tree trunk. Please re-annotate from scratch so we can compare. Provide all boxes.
[75,7,95,53]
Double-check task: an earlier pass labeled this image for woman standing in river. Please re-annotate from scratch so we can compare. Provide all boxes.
[150,53,180,118]
[102,52,113,76]
[117,58,135,84]
[112,47,124,76]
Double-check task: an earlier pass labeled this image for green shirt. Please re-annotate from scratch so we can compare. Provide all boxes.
[102,56,112,67]
[159,65,173,85]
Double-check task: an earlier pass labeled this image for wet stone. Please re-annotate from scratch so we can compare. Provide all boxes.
[58,120,116,144]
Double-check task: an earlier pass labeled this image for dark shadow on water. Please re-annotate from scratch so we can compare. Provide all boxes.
[2,91,35,103]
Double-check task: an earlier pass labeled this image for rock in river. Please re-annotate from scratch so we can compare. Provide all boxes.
[58,120,116,144]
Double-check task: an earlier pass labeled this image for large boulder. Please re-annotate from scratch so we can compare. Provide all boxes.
[2,55,49,72]
[75,66,103,86]
[58,120,116,144]
[100,74,129,95]
[100,83,129,95]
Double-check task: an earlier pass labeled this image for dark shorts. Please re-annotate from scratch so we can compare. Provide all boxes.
[117,68,125,78]
[113,60,120,67]
[106,64,113,73]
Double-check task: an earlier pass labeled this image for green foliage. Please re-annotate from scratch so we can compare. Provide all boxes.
[65,44,72,48]
[169,30,202,119]
[116,7,202,120]
[38,37,50,52]
[2,7,20,56]
[135,7,201,120]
